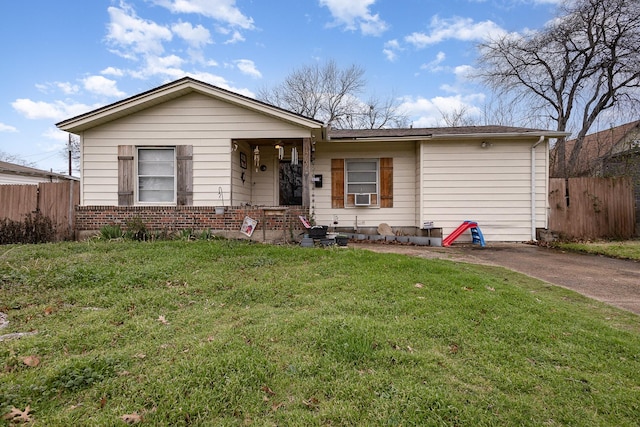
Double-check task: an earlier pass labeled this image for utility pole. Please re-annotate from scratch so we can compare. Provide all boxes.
[68,133,72,176]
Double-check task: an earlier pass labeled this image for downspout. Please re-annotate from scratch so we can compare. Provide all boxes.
[531,136,545,241]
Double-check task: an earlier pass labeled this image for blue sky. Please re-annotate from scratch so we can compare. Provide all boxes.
[0,0,562,174]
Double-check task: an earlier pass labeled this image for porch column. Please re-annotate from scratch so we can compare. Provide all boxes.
[302,137,311,207]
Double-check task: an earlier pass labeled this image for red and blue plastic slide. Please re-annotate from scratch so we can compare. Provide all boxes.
[442,220,486,247]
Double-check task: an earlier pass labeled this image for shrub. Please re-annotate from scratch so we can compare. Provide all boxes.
[124,217,147,241]
[98,224,123,240]
[0,212,56,244]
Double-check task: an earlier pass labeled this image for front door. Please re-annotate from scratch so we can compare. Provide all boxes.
[279,161,302,205]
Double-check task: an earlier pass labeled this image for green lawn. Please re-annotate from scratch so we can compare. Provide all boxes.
[2,240,639,426]
[555,239,640,261]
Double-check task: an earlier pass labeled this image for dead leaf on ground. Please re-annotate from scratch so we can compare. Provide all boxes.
[414,283,424,288]
[463,287,473,291]
[449,343,459,354]
[22,355,40,367]
[271,402,284,411]
[99,396,107,409]
[486,286,495,292]
[261,385,276,396]
[302,397,319,409]
[3,406,32,423]
[121,412,143,424]
[157,315,169,325]
[44,306,54,316]
[133,353,146,359]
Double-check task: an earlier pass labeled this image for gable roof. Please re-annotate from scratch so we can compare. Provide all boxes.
[552,120,640,175]
[0,160,77,181]
[328,125,568,141]
[56,77,325,134]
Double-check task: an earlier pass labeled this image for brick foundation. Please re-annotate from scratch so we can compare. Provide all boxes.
[75,205,309,242]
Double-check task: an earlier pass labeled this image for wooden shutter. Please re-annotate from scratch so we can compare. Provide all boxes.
[176,145,193,206]
[331,158,345,208]
[117,145,134,206]
[380,157,393,208]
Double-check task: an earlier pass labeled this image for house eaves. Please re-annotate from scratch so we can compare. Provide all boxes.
[56,77,325,134]
[326,126,569,143]
[0,161,78,180]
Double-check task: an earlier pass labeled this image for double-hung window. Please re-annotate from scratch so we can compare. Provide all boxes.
[331,158,392,208]
[137,147,176,203]
[346,159,378,194]
[345,159,378,206]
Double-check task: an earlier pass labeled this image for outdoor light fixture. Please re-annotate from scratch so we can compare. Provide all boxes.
[480,141,490,149]
[253,146,260,171]
[275,144,284,160]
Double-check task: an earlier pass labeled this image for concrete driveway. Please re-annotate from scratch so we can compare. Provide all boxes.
[351,242,640,315]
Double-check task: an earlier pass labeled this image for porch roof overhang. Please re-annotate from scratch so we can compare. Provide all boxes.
[56,77,326,134]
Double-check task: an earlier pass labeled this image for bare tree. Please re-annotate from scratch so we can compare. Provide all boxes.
[437,105,479,127]
[342,93,410,129]
[258,59,408,129]
[58,133,80,175]
[0,151,36,167]
[476,0,640,177]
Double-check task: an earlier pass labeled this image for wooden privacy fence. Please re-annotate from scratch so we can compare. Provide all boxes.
[0,181,79,241]
[549,177,636,240]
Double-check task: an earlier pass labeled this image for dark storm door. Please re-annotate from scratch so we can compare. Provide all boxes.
[279,161,302,205]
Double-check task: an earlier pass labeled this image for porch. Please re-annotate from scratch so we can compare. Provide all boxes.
[230,137,314,208]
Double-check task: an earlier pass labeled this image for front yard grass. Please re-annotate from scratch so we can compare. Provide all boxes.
[1,240,639,426]
[555,239,640,261]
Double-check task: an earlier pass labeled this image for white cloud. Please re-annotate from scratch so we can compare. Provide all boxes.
[453,64,474,79]
[383,39,401,61]
[405,16,506,48]
[421,51,447,72]
[125,54,255,97]
[235,59,261,79]
[101,67,125,77]
[42,127,70,142]
[223,30,245,44]
[0,122,18,133]
[399,93,484,127]
[172,21,212,48]
[151,0,254,29]
[57,82,80,95]
[35,82,80,95]
[12,99,97,121]
[129,54,186,80]
[106,3,173,59]
[82,75,127,97]
[319,0,388,36]
[182,71,255,97]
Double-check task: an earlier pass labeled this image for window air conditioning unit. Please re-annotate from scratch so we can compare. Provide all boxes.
[354,193,371,206]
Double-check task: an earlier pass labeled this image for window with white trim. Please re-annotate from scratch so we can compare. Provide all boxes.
[346,159,378,200]
[137,147,176,203]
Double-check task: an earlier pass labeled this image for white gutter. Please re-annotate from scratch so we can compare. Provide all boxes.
[531,135,545,240]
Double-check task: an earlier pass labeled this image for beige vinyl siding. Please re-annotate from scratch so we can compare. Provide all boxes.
[314,141,417,228]
[251,149,278,206]
[421,139,548,242]
[80,92,311,206]
[231,142,252,206]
